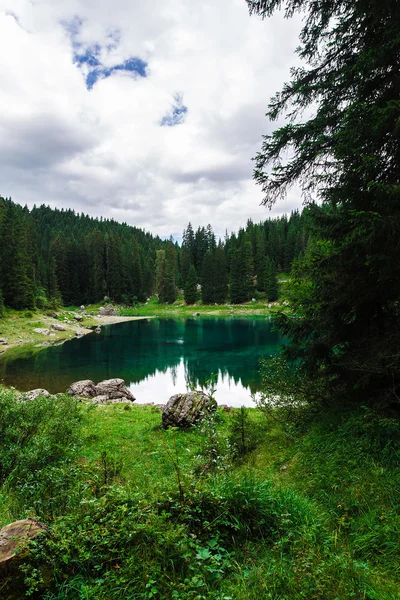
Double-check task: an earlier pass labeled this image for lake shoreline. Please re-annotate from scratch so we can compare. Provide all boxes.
[0,312,154,357]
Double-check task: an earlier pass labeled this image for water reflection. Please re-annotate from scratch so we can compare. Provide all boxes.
[0,317,283,406]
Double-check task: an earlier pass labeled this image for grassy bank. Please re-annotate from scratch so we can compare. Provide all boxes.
[1,386,399,599]
[0,286,290,358]
[116,296,287,318]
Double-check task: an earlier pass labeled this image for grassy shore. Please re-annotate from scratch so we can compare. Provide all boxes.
[0,386,399,599]
[0,286,290,357]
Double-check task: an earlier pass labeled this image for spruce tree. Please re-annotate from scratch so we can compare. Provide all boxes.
[131,236,143,301]
[230,240,254,304]
[201,246,228,304]
[0,199,34,309]
[264,257,278,302]
[248,0,400,407]
[184,264,197,305]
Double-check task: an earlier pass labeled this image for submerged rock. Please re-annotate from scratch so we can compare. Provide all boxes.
[162,391,217,429]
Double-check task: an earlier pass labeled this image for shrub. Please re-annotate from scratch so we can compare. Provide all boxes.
[0,388,83,517]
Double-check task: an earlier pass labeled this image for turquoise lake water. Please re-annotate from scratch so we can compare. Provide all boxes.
[0,317,284,407]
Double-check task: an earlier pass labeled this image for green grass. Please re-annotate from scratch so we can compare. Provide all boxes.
[117,294,290,318]
[0,307,97,353]
[1,387,399,599]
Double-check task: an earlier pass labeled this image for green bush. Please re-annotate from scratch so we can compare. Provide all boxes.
[0,388,83,517]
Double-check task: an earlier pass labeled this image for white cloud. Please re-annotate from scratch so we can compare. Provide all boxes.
[0,0,303,239]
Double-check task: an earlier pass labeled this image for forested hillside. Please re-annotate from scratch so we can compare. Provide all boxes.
[0,196,308,310]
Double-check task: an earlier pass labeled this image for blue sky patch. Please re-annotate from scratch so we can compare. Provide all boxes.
[161,94,188,127]
[62,17,147,90]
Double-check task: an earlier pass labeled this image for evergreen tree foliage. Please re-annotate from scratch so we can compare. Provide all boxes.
[230,240,254,304]
[184,264,197,305]
[156,243,177,304]
[0,199,34,309]
[130,236,144,302]
[0,196,307,310]
[264,257,278,302]
[201,247,228,304]
[247,0,400,407]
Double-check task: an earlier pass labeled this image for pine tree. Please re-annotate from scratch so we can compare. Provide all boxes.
[164,240,177,304]
[156,243,177,304]
[131,236,143,302]
[264,257,278,302]
[106,233,124,302]
[248,0,400,407]
[201,247,228,304]
[184,264,197,305]
[230,240,254,304]
[0,199,34,309]
[254,228,267,290]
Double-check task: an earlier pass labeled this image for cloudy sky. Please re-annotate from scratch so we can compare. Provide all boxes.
[0,0,302,239]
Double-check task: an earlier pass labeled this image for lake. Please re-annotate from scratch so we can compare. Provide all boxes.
[0,317,284,407]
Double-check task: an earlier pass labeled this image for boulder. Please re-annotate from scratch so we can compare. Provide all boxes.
[73,314,83,322]
[95,326,101,334]
[95,378,135,403]
[67,380,97,398]
[98,305,116,316]
[51,323,66,331]
[0,338,7,345]
[33,328,50,335]
[67,378,135,403]
[75,330,85,338]
[162,391,217,429]
[90,395,109,404]
[0,519,47,576]
[25,389,50,401]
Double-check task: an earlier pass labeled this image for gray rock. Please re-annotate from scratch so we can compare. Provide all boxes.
[90,395,133,405]
[80,305,85,311]
[67,378,135,404]
[162,391,217,429]
[90,395,109,404]
[67,380,97,398]
[98,305,116,316]
[75,330,85,338]
[95,378,135,402]
[95,326,101,334]
[74,314,83,322]
[25,389,50,401]
[52,323,66,331]
[0,519,47,576]
[33,328,50,335]
[0,338,7,345]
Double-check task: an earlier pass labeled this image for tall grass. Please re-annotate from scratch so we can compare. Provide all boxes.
[1,386,399,599]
